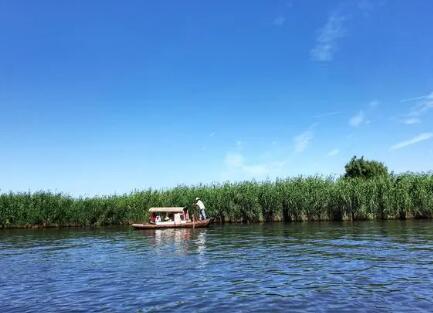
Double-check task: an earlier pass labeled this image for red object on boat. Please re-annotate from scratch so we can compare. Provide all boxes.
[131,207,211,230]
[131,218,211,229]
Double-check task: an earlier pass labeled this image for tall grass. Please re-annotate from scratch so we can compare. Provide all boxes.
[1,173,433,228]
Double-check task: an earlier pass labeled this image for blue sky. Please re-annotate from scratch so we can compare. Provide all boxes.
[1,0,433,196]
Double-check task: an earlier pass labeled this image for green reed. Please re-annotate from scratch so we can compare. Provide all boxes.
[1,173,433,228]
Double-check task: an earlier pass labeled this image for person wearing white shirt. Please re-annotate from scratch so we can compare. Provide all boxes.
[194,197,206,220]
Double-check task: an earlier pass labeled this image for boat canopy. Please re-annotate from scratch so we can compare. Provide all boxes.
[149,207,185,213]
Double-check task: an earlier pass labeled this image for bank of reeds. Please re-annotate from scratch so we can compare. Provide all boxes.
[1,173,433,228]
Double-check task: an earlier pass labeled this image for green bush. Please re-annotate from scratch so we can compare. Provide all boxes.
[344,156,389,179]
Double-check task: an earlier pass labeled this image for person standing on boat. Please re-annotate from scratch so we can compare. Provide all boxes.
[194,197,206,220]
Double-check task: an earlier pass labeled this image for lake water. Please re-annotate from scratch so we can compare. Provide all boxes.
[1,221,433,312]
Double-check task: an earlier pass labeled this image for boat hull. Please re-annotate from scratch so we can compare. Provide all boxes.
[131,219,211,230]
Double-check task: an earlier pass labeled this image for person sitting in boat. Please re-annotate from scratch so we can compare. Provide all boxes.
[194,197,206,220]
[155,215,161,223]
[183,207,190,221]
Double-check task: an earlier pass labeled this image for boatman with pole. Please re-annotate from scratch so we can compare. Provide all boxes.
[194,197,206,220]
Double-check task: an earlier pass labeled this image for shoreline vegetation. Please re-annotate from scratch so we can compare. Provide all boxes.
[1,157,432,228]
[1,172,433,229]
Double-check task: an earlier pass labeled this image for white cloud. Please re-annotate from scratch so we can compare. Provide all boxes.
[369,100,380,108]
[294,129,313,153]
[400,91,433,103]
[409,100,433,118]
[403,117,421,125]
[349,111,365,127]
[400,91,433,125]
[327,148,340,157]
[311,1,385,62]
[223,152,285,180]
[311,12,346,62]
[225,152,244,168]
[313,111,341,119]
[273,16,286,26]
[390,133,433,150]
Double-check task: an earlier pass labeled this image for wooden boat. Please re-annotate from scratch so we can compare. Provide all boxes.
[131,219,211,229]
[131,207,211,230]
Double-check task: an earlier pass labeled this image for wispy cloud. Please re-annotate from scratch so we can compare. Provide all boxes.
[408,100,433,118]
[223,152,285,180]
[357,0,386,16]
[403,117,421,125]
[390,133,433,150]
[310,1,384,62]
[369,100,380,108]
[294,129,314,153]
[327,148,340,157]
[311,12,346,62]
[400,91,433,103]
[349,111,365,127]
[273,16,286,26]
[400,91,433,125]
[313,111,341,119]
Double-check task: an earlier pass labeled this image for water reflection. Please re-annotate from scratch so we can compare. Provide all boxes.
[136,228,208,256]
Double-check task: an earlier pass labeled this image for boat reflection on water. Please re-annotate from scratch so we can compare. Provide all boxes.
[137,228,208,256]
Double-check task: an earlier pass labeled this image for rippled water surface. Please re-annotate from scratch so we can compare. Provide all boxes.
[1,221,433,312]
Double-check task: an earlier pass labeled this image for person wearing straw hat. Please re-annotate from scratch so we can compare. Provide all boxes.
[194,197,206,220]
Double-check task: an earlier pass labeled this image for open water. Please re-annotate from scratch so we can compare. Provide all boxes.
[1,221,433,312]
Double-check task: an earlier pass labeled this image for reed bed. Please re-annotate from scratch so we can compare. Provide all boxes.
[1,173,433,228]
